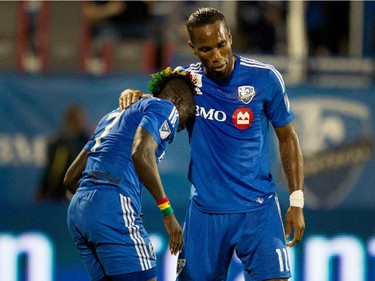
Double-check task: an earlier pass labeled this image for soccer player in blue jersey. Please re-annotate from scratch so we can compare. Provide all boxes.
[64,68,196,281]
[119,7,305,281]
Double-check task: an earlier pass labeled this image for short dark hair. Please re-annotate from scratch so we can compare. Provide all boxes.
[161,78,195,107]
[186,7,227,31]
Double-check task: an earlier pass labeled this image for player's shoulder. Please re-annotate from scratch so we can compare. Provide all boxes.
[141,97,175,114]
[141,97,178,130]
[237,55,285,89]
[100,108,121,122]
[142,96,172,107]
[237,55,279,74]
[175,63,203,74]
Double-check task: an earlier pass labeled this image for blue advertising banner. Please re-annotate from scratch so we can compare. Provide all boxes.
[275,85,375,210]
[1,73,374,209]
[0,72,149,204]
[0,73,374,280]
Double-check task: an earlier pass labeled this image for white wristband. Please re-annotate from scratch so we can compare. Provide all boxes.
[290,190,304,208]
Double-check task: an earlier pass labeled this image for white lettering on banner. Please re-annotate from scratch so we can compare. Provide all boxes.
[0,233,54,281]
[369,237,375,257]
[305,236,366,281]
[0,134,46,166]
[162,234,371,281]
[0,232,373,280]
[195,106,226,122]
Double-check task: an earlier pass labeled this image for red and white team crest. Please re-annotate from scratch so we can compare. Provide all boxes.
[232,108,254,130]
[238,86,256,104]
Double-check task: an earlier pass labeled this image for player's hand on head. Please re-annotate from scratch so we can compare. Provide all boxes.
[118,89,150,110]
[163,214,183,255]
[285,206,305,247]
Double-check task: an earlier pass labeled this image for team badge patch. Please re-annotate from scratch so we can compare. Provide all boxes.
[232,108,254,130]
[191,72,203,95]
[176,259,186,276]
[238,86,256,104]
[159,120,171,139]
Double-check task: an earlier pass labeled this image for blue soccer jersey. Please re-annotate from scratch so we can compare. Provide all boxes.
[79,97,179,214]
[177,55,294,213]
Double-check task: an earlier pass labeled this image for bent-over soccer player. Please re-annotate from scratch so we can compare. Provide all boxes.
[64,68,195,281]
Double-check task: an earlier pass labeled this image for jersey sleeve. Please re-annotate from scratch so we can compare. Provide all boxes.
[83,135,94,151]
[265,68,295,128]
[139,99,179,145]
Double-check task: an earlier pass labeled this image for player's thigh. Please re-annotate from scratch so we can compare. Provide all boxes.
[109,267,156,281]
[67,193,108,281]
[237,197,291,281]
[177,201,234,280]
[77,241,108,281]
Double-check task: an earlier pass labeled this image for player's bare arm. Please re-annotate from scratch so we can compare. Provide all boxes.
[275,121,305,247]
[132,127,183,255]
[64,149,88,194]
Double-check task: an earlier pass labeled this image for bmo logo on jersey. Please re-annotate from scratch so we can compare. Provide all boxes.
[195,106,254,130]
[232,108,254,130]
[195,106,226,122]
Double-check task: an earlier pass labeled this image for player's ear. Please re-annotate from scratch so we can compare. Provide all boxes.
[188,41,196,55]
[174,96,183,106]
[172,97,184,112]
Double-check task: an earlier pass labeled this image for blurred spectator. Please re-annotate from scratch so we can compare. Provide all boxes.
[236,1,287,54]
[82,1,159,72]
[83,1,153,46]
[18,1,48,72]
[306,1,349,56]
[35,105,88,202]
[25,1,40,58]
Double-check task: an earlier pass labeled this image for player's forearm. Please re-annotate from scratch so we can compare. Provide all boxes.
[277,124,304,193]
[133,154,166,202]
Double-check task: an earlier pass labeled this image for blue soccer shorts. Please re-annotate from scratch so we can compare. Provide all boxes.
[176,194,291,281]
[67,186,157,281]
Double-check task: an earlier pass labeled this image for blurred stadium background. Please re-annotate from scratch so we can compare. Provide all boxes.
[0,1,374,281]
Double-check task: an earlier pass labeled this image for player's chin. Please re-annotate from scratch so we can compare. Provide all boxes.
[209,69,227,80]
